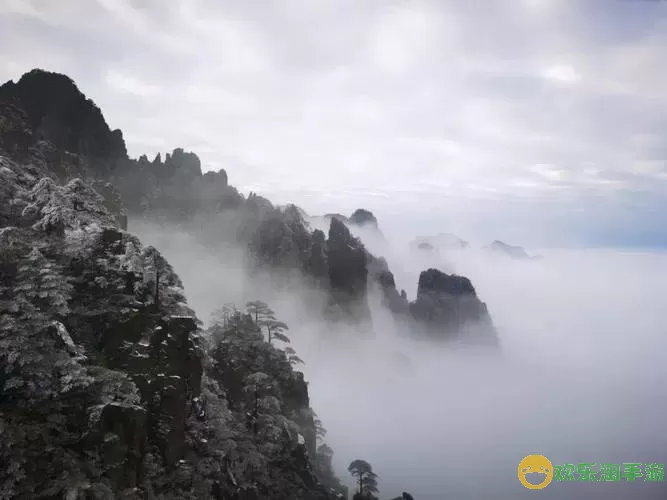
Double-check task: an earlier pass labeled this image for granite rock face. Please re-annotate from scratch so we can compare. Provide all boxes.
[410,268,498,344]
[325,218,371,322]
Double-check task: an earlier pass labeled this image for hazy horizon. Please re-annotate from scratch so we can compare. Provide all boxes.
[3,0,667,248]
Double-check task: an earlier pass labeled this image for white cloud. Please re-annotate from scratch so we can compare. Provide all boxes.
[131,218,667,499]
[541,63,580,84]
[1,0,667,246]
[105,70,162,97]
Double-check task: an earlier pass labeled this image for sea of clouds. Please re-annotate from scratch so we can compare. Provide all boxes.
[132,218,667,500]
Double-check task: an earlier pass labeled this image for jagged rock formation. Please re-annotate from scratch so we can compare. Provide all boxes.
[0,69,127,168]
[366,253,409,315]
[0,68,498,339]
[0,70,242,219]
[410,268,498,345]
[305,229,329,287]
[325,218,371,322]
[319,208,378,231]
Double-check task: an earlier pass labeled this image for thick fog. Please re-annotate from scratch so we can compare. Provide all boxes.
[131,218,667,500]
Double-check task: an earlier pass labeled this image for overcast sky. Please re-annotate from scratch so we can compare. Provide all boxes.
[2,0,667,248]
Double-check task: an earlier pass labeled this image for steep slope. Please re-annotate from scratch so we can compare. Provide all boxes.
[0,147,344,497]
[410,269,497,345]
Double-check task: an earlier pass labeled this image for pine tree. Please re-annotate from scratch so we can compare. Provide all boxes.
[265,318,290,345]
[15,247,73,315]
[245,300,275,326]
[348,459,379,499]
[284,346,304,366]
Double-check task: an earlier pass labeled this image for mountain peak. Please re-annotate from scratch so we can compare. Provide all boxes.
[0,68,127,160]
[349,208,378,228]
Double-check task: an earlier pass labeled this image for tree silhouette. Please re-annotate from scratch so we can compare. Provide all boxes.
[348,459,379,498]
[284,346,304,366]
[245,300,275,325]
[265,318,290,345]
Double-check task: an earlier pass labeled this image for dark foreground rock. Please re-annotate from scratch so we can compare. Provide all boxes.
[0,152,343,499]
[325,218,371,322]
[409,268,498,345]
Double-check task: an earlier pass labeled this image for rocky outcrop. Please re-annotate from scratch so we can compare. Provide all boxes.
[0,69,127,161]
[306,229,329,286]
[0,70,243,218]
[409,268,498,344]
[349,208,378,228]
[325,218,370,322]
[366,253,410,315]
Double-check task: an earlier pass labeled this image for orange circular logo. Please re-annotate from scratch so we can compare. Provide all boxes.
[518,455,554,490]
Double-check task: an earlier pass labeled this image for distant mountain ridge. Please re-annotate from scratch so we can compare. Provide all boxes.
[412,232,541,261]
[484,240,541,260]
[0,68,499,345]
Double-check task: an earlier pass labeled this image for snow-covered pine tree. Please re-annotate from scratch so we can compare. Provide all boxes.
[14,247,73,316]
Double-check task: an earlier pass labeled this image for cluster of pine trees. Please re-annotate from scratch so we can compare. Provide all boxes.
[210,301,414,500]
[205,300,350,498]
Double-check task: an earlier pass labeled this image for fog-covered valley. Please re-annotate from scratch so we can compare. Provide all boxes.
[132,218,667,499]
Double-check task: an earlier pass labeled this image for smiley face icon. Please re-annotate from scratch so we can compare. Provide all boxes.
[518,455,554,490]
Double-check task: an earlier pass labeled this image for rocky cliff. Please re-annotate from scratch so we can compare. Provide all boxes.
[0,160,344,499]
[410,269,497,344]
[0,71,346,499]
